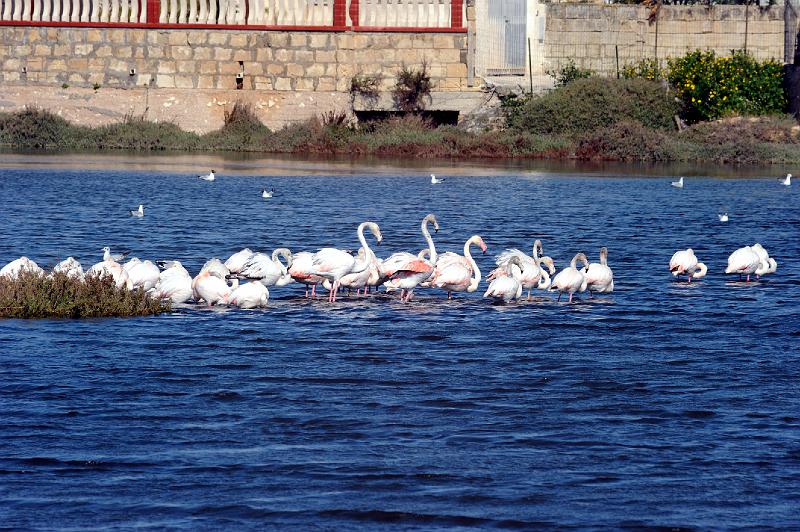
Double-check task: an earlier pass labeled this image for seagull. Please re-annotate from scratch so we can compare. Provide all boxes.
[102,246,130,262]
[671,177,684,188]
[718,212,728,222]
[430,174,444,184]
[780,173,791,186]
[199,170,216,181]
[129,204,144,217]
[262,188,274,198]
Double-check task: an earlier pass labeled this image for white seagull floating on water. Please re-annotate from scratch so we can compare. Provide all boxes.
[102,246,130,262]
[718,212,728,222]
[262,188,274,198]
[430,174,444,184]
[199,170,216,181]
[129,204,144,217]
[780,173,791,186]
[671,177,684,188]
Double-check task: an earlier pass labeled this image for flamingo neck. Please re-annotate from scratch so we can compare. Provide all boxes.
[350,223,374,275]
[422,219,437,266]
[271,248,293,275]
[464,237,481,291]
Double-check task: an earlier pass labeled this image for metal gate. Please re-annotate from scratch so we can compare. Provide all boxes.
[485,0,527,75]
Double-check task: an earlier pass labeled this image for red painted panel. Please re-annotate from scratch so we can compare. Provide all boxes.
[146,0,159,24]
[450,0,463,29]
[333,0,347,27]
[349,0,360,28]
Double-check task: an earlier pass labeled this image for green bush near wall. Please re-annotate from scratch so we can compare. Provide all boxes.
[667,50,786,123]
[505,77,680,136]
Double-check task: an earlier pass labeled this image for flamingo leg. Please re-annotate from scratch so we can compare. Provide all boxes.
[527,288,531,301]
[448,292,452,300]
[568,293,573,303]
[304,287,309,298]
[557,292,562,302]
[311,284,316,298]
[746,275,750,282]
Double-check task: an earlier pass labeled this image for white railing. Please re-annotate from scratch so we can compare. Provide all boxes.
[0,0,464,26]
[1,0,147,22]
[350,0,460,28]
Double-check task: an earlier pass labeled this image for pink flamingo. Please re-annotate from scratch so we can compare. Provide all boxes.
[311,221,383,302]
[429,234,487,299]
[381,214,439,302]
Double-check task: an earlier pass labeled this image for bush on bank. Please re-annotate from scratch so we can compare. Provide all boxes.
[0,271,168,319]
[505,77,681,136]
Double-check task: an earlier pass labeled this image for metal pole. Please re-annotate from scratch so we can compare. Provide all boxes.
[528,37,534,94]
[616,45,620,79]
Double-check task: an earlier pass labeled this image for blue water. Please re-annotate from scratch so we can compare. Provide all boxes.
[1,157,799,529]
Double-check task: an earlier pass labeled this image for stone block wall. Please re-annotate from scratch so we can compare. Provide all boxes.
[543,4,786,75]
[0,27,469,91]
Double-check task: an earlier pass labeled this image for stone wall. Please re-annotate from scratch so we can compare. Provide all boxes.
[0,27,469,91]
[543,4,786,75]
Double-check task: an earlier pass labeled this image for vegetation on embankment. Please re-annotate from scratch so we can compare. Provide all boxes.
[0,50,797,164]
[0,272,168,319]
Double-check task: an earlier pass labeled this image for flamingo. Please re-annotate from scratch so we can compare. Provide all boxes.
[238,248,294,288]
[671,177,684,188]
[780,173,791,186]
[483,256,523,303]
[0,257,44,279]
[129,204,144,217]
[289,252,327,298]
[199,170,215,181]
[52,257,84,280]
[751,243,777,279]
[192,270,232,305]
[429,235,487,299]
[312,221,383,302]
[537,260,554,290]
[488,239,554,301]
[87,259,133,290]
[198,257,230,278]
[153,260,193,304]
[431,174,444,184]
[224,248,254,275]
[226,280,269,309]
[336,248,374,295]
[669,248,707,282]
[381,214,439,302]
[725,246,761,282]
[126,259,160,291]
[102,246,130,262]
[584,246,614,295]
[550,252,590,302]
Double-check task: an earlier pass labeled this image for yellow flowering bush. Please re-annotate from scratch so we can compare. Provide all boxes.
[667,50,786,123]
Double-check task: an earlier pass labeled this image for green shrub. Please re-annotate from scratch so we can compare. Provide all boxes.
[202,101,270,150]
[546,59,593,87]
[0,106,76,148]
[621,58,664,81]
[0,271,168,319]
[667,49,786,123]
[506,77,680,136]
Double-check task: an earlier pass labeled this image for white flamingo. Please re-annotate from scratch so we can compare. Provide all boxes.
[335,248,374,296]
[0,256,44,279]
[53,257,84,280]
[551,252,590,302]
[153,261,193,304]
[381,214,439,302]
[289,252,327,298]
[751,243,777,279]
[224,248,254,275]
[429,235,487,299]
[87,259,133,290]
[226,280,269,309]
[483,256,523,303]
[238,248,294,288]
[192,270,232,305]
[669,248,707,283]
[312,221,383,303]
[584,246,614,295]
[725,246,761,282]
[488,239,554,301]
[127,259,160,291]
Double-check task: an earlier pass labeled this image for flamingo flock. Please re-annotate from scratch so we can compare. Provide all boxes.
[0,208,783,310]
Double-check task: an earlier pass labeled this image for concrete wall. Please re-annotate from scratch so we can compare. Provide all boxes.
[543,4,786,75]
[0,27,469,91]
